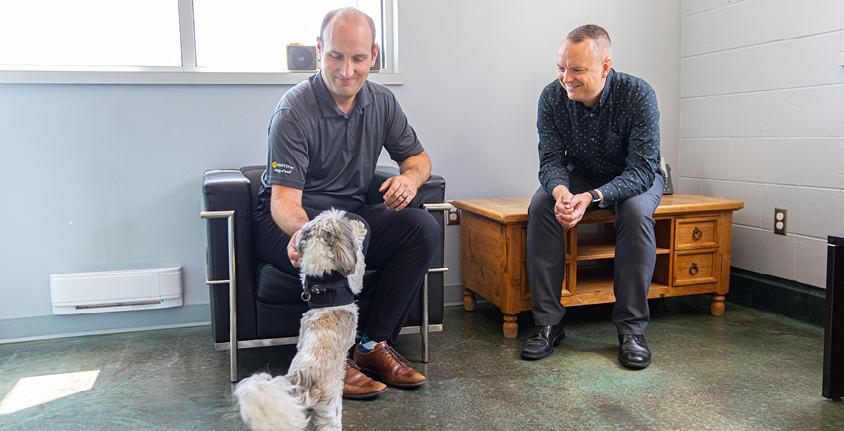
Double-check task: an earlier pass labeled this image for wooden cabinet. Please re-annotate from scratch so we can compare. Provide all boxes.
[452,194,744,338]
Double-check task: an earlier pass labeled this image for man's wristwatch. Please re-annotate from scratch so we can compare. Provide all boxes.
[588,190,601,207]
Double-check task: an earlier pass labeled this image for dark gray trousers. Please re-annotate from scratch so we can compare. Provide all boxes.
[255,204,439,345]
[525,173,664,334]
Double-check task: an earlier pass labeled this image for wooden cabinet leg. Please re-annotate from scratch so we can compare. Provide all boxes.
[463,289,476,312]
[503,314,518,339]
[711,295,726,316]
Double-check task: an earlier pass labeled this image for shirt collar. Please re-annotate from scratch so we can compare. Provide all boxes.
[312,73,374,118]
[595,68,614,109]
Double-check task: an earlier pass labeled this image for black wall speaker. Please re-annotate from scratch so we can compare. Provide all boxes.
[287,45,318,71]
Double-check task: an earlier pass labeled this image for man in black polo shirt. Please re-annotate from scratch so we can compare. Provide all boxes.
[254,8,437,399]
[521,24,664,369]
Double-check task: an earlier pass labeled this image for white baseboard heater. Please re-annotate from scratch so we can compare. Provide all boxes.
[50,267,183,314]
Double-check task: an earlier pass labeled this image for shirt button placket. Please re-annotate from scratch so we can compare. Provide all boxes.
[587,113,597,143]
[346,119,352,149]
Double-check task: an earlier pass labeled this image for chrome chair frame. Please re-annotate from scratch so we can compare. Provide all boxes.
[201,203,452,382]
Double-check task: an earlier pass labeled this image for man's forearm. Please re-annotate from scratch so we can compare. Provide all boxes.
[271,196,309,236]
[538,151,568,200]
[399,151,431,187]
[595,158,657,207]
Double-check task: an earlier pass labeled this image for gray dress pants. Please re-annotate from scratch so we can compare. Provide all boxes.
[525,172,664,335]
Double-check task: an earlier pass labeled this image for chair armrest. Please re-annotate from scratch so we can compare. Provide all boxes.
[365,165,446,207]
[202,169,258,341]
[203,169,252,280]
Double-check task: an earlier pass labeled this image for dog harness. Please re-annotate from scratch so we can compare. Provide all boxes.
[301,271,355,308]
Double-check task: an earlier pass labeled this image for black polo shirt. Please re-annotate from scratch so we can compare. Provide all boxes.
[537,69,661,207]
[258,73,423,211]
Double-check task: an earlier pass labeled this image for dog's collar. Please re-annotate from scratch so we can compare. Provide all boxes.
[301,271,355,308]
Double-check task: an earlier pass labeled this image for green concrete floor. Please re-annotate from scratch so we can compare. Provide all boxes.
[1,299,842,430]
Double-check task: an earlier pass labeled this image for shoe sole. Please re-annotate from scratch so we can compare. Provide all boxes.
[618,357,651,370]
[342,388,387,400]
[520,332,566,360]
[358,367,425,389]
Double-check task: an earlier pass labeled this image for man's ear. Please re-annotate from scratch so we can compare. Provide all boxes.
[370,44,379,67]
[316,37,323,54]
[602,57,613,78]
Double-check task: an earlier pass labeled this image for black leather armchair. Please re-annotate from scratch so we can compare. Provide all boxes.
[201,165,448,381]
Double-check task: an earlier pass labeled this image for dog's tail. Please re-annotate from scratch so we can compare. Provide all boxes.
[234,372,308,430]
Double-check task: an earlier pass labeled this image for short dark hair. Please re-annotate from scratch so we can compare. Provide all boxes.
[566,24,611,46]
[319,7,377,47]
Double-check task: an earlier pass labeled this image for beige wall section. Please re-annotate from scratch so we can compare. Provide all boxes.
[679,0,844,288]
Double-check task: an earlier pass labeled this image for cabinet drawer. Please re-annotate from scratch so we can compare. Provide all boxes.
[674,251,718,286]
[675,217,719,250]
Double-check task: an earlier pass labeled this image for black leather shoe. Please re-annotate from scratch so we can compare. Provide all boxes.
[618,334,651,369]
[521,322,565,360]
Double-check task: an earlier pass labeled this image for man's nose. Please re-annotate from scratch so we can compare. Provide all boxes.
[341,59,354,77]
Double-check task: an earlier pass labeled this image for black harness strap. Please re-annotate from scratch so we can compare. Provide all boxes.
[301,271,355,308]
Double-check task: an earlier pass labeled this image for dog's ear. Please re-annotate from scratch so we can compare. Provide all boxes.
[333,223,358,276]
[348,219,367,243]
[296,225,311,254]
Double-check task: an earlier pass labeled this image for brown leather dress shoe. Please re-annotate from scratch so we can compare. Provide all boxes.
[343,358,387,400]
[353,341,426,388]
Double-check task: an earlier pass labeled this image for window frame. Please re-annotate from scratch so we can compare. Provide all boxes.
[0,0,403,85]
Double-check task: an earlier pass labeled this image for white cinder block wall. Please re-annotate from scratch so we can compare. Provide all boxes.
[679,0,844,288]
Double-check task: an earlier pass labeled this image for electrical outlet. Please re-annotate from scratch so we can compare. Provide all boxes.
[774,208,787,235]
[447,206,460,225]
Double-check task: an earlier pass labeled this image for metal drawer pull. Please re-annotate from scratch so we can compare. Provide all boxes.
[692,227,703,240]
[689,262,699,275]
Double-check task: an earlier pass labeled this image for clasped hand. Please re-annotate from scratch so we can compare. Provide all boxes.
[555,191,592,229]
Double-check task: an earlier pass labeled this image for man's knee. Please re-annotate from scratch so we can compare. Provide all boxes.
[528,187,555,219]
[616,194,658,226]
[372,208,439,259]
[402,208,439,256]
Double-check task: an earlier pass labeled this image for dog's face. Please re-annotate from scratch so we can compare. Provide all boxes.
[297,209,365,277]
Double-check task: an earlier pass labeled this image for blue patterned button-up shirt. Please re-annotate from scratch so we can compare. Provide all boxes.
[536,69,660,207]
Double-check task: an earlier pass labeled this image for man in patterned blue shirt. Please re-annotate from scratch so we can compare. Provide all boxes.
[521,24,664,369]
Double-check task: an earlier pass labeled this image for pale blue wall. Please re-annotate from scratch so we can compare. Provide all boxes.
[0,85,284,340]
[0,0,682,341]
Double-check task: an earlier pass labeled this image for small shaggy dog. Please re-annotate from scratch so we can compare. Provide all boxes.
[234,209,367,431]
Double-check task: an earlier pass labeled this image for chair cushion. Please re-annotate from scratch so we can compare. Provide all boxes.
[255,263,301,305]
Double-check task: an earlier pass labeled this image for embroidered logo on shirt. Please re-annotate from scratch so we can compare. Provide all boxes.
[271,161,295,175]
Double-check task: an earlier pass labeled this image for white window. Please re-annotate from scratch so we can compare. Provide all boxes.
[193,0,382,72]
[0,0,181,68]
[0,0,400,84]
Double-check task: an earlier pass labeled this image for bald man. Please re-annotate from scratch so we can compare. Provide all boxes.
[522,24,663,369]
[253,8,436,399]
